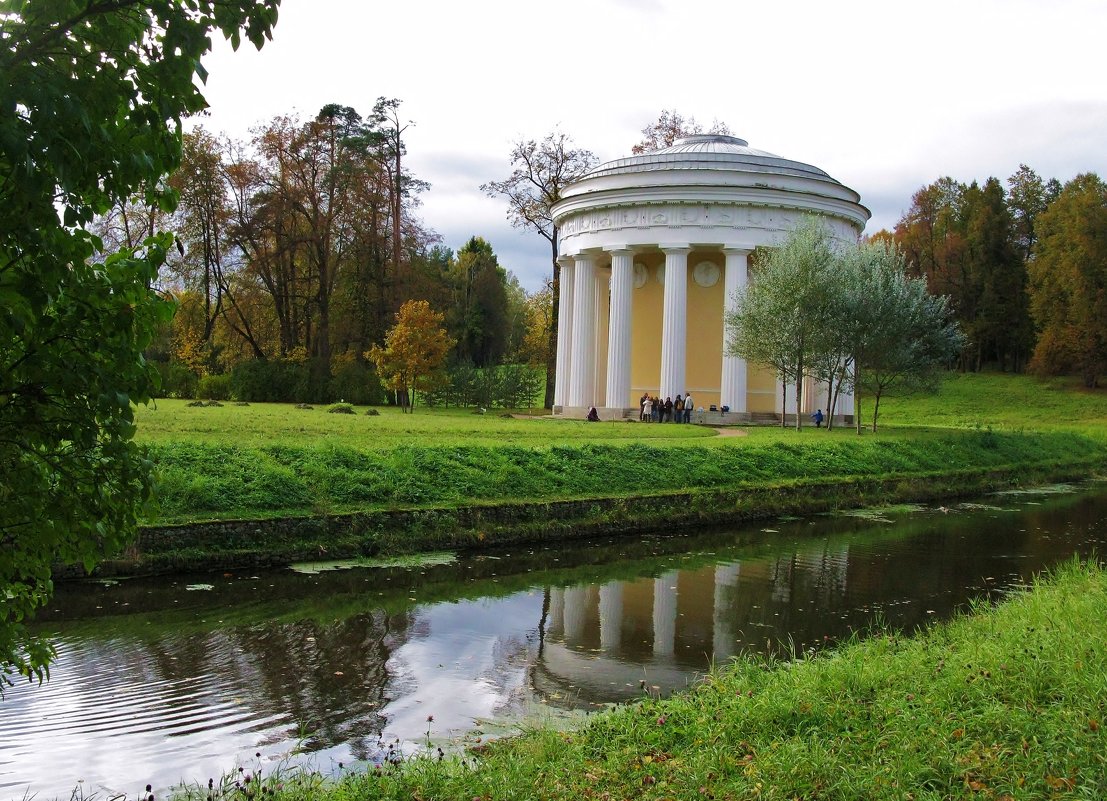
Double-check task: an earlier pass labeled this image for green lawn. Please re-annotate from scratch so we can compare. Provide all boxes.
[879,372,1107,435]
[135,400,715,449]
[134,374,1107,524]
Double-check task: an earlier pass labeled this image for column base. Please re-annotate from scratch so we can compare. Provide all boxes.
[555,406,638,421]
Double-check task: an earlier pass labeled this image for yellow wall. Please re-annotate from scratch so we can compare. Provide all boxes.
[747,364,778,413]
[629,252,664,405]
[613,247,783,412]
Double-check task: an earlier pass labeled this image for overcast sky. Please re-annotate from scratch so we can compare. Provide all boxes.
[195,0,1107,291]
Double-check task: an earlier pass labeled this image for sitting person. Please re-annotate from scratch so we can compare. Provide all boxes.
[586,406,600,422]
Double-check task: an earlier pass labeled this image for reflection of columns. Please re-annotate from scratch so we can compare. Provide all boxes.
[563,585,587,643]
[599,582,623,651]
[712,563,741,662]
[652,572,679,657]
[548,587,565,637]
[659,246,690,400]
[605,248,633,409]
[553,258,575,407]
[721,248,750,412]
[568,254,597,408]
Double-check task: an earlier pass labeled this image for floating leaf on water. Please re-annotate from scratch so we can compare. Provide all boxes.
[185,583,214,591]
[995,483,1076,497]
[289,552,457,574]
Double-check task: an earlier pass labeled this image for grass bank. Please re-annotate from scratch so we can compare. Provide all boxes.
[179,559,1107,800]
[113,374,1107,573]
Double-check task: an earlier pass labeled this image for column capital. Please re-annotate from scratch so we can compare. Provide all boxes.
[603,244,635,256]
[721,245,754,255]
[659,243,692,255]
[574,252,597,267]
[556,254,574,268]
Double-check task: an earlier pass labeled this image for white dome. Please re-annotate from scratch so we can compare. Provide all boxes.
[551,134,870,255]
[579,134,835,183]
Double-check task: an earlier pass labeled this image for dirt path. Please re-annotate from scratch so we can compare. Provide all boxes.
[713,427,748,437]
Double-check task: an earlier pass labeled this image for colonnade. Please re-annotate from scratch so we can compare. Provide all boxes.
[554,245,751,414]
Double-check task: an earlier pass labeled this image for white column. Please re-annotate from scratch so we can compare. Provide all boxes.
[568,254,597,408]
[605,248,633,410]
[659,246,690,401]
[652,571,679,657]
[721,248,750,412]
[599,581,623,651]
[553,257,575,408]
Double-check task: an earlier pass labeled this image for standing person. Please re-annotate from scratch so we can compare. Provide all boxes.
[643,395,653,422]
[664,396,673,423]
[812,408,824,428]
[683,391,694,423]
[674,395,684,423]
[651,395,660,422]
[640,392,649,421]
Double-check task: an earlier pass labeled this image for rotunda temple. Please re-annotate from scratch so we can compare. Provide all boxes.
[549,134,870,420]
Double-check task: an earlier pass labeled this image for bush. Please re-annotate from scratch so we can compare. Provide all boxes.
[230,358,332,404]
[329,357,385,406]
[196,373,233,401]
[154,360,198,399]
[328,402,355,414]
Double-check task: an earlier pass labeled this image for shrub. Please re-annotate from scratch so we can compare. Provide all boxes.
[197,373,233,401]
[230,358,332,404]
[329,357,385,406]
[328,402,355,414]
[154,360,198,399]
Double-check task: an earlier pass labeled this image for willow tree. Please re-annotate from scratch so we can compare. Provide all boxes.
[0,0,280,686]
[725,220,838,430]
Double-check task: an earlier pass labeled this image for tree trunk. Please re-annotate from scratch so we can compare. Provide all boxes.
[794,358,803,432]
[855,363,863,435]
[871,388,883,433]
[780,377,787,428]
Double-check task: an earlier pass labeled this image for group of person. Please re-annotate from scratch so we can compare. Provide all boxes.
[639,392,695,423]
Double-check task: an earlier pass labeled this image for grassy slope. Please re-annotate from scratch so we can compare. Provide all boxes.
[136,376,1107,524]
[183,561,1107,801]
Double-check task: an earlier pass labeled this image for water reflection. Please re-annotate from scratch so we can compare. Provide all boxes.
[3,486,1105,800]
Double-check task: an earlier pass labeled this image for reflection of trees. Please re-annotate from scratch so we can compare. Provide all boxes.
[105,609,414,761]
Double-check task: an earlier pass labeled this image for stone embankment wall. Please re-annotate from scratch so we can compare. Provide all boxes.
[58,459,1098,579]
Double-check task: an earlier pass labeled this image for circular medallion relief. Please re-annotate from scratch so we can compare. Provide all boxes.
[655,264,666,284]
[633,262,648,289]
[693,261,721,288]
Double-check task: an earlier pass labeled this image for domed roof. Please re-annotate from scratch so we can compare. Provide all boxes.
[551,132,870,237]
[579,134,835,183]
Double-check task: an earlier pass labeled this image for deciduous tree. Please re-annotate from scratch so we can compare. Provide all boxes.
[631,109,732,154]
[1028,173,1107,387]
[367,300,453,413]
[0,0,280,685]
[726,220,838,430]
[482,133,596,406]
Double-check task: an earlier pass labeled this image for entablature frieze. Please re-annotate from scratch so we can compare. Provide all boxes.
[558,202,861,248]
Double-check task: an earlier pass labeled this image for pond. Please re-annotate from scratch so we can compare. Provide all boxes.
[4,482,1107,800]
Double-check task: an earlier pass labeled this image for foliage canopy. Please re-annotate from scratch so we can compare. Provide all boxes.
[0,0,279,684]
